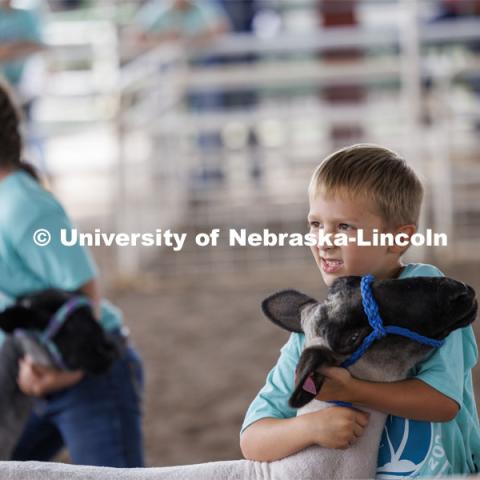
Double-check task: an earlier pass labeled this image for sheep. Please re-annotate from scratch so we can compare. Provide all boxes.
[0,275,476,480]
[0,288,118,460]
[256,274,478,479]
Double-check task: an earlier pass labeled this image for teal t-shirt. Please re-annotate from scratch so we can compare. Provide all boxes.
[0,170,122,344]
[134,0,227,37]
[241,263,480,477]
[0,7,43,86]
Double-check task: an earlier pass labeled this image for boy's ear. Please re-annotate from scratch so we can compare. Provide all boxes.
[261,290,317,333]
[387,224,417,254]
[0,305,43,333]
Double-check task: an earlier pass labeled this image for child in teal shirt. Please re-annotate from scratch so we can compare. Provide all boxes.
[0,80,144,466]
[0,0,43,88]
[240,144,480,477]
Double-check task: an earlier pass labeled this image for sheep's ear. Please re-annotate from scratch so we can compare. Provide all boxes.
[289,346,337,409]
[0,305,43,333]
[262,290,317,333]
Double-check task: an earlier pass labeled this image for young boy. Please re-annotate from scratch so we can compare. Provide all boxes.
[240,144,480,477]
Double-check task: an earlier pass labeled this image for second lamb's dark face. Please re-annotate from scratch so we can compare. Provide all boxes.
[0,289,117,374]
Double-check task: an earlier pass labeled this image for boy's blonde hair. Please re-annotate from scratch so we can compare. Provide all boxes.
[309,144,423,227]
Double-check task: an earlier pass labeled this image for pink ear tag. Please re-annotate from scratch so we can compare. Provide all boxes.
[303,376,317,395]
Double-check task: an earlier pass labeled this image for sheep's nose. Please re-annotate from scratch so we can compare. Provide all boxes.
[451,285,474,302]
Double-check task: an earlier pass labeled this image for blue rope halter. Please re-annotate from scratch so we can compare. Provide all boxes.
[41,296,91,343]
[316,275,445,408]
[340,274,444,368]
[15,296,91,370]
[40,296,92,369]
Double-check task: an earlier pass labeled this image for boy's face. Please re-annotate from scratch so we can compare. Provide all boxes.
[308,189,403,286]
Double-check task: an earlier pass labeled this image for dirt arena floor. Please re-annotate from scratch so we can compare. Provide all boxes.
[98,259,480,467]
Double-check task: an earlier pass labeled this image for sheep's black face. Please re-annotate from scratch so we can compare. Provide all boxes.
[306,276,478,354]
[434,278,476,334]
[439,280,477,333]
[375,277,478,339]
[0,289,117,374]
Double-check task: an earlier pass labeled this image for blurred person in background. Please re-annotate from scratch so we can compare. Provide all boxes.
[0,0,47,175]
[430,0,480,128]
[0,80,145,467]
[0,0,44,118]
[435,0,480,18]
[214,0,263,181]
[316,0,366,147]
[58,0,84,9]
[131,0,231,185]
[133,0,229,50]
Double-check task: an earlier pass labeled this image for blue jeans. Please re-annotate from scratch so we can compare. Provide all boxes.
[11,346,144,467]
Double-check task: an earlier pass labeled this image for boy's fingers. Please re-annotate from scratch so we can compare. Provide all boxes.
[320,366,343,377]
[319,366,334,374]
[353,422,365,438]
[19,356,30,367]
[354,411,370,427]
[18,358,32,372]
[30,363,53,375]
[24,354,35,364]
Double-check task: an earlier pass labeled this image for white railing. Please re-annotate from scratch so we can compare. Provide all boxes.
[38,13,480,276]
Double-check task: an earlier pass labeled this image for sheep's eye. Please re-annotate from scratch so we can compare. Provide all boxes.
[349,331,361,345]
[20,299,32,308]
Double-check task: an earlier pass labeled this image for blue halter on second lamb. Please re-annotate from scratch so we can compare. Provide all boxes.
[13,296,93,371]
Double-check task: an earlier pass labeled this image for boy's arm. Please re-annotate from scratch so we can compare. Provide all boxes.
[317,327,475,422]
[0,42,44,62]
[241,332,313,461]
[332,375,458,421]
[241,407,369,461]
[240,333,368,461]
[240,333,369,461]
[241,416,314,461]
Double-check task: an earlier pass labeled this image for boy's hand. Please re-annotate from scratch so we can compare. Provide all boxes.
[315,366,356,403]
[304,406,370,449]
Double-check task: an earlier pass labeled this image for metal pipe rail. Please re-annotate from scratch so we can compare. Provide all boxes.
[191,19,480,57]
[113,15,480,274]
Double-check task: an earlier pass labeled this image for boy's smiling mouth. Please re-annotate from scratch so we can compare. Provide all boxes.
[321,257,344,273]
